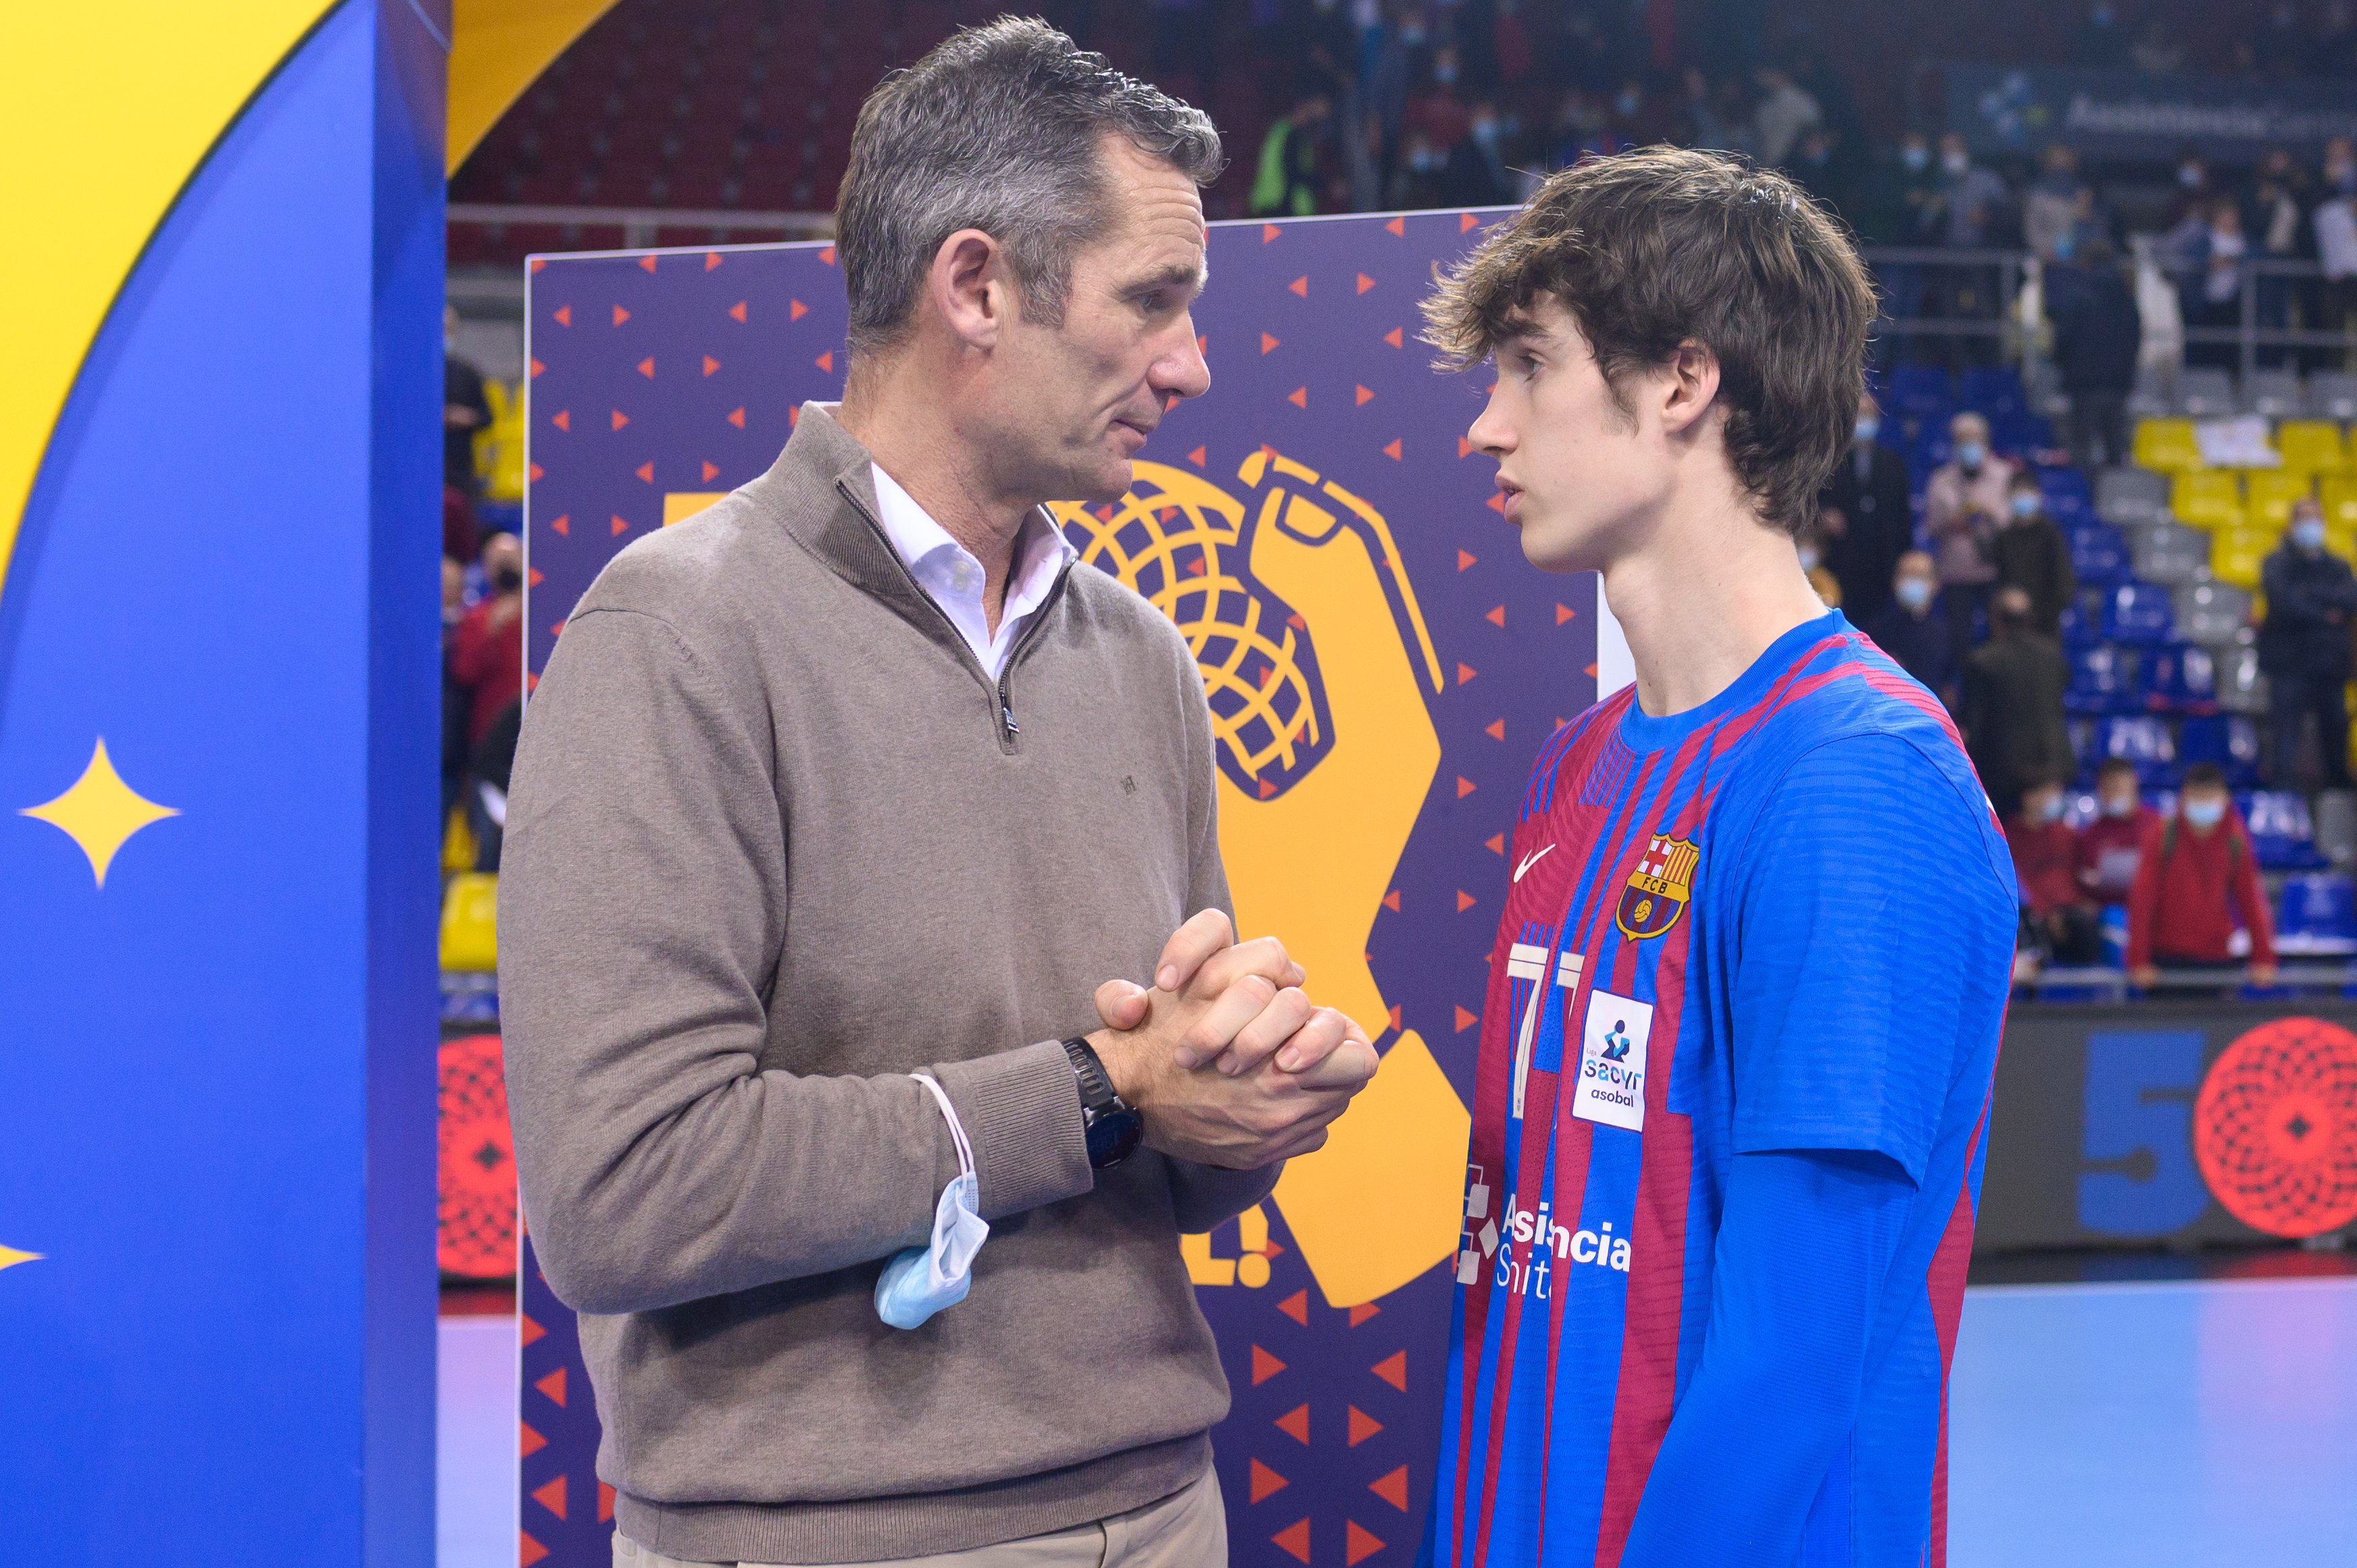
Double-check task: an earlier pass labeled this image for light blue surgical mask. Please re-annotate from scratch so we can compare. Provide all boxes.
[1956,440,1987,470]
[1856,414,1881,444]
[2182,797,2226,831]
[1902,143,1930,172]
[2010,492,2042,520]
[2037,792,2065,824]
[875,1075,989,1330]
[1895,576,1935,613]
[2294,518,2327,551]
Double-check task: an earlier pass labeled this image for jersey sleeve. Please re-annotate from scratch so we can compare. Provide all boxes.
[1728,731,2012,1184]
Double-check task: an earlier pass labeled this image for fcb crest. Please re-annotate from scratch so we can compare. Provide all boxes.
[1615,835,1699,940]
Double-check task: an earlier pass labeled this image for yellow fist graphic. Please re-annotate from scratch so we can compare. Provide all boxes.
[1056,450,1474,1308]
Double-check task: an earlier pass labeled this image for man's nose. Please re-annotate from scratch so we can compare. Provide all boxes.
[1468,388,1514,457]
[1151,315,1213,404]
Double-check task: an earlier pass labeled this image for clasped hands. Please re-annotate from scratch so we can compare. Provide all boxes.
[1085,910,1379,1170]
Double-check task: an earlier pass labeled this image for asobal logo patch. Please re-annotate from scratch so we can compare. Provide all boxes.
[1574,988,1652,1132]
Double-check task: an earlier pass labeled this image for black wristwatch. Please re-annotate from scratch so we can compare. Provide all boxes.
[1063,1036,1143,1169]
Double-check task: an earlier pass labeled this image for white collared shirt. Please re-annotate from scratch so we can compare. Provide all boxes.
[869,463,1077,678]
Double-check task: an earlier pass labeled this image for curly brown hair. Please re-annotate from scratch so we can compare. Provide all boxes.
[1421,147,1877,539]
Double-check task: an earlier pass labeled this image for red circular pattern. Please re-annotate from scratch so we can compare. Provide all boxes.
[2193,1017,2357,1238]
[438,1033,518,1278]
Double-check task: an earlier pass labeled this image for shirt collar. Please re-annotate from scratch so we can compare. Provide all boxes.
[869,461,1077,611]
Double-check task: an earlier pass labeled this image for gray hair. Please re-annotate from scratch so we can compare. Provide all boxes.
[835,17,1222,356]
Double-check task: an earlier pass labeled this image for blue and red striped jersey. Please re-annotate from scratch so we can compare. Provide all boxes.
[1429,610,2016,1567]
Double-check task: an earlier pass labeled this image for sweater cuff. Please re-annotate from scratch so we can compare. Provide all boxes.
[933,1040,1095,1220]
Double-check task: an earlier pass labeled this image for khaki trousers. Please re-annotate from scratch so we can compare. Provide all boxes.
[612,1467,1226,1568]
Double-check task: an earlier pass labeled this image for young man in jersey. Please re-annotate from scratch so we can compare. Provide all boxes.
[1416,147,2017,1567]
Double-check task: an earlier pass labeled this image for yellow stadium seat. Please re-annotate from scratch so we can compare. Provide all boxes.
[441,806,478,876]
[2134,417,2202,472]
[477,378,526,503]
[2323,475,2357,535]
[440,871,499,971]
[2211,526,2271,588]
[2277,420,2348,476]
[2171,470,2244,530]
[2246,470,2315,530]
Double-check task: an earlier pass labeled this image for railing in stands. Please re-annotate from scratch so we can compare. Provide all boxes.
[446,202,835,251]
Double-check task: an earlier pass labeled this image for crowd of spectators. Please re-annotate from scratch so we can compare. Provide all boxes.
[443,326,525,876]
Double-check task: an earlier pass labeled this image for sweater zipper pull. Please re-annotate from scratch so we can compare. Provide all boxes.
[1000,700,1019,738]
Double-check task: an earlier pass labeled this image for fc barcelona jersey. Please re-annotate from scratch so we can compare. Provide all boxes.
[1429,611,2016,1568]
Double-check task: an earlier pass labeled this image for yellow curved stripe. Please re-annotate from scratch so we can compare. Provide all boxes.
[0,2,340,607]
[448,0,626,173]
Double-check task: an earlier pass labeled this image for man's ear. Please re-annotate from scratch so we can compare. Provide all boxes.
[926,229,1009,352]
[1657,339,1722,439]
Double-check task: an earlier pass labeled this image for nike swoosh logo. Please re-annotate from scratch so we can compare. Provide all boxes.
[1513,844,1556,882]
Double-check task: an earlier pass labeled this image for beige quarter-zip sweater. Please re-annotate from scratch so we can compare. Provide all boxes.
[499,403,1278,1563]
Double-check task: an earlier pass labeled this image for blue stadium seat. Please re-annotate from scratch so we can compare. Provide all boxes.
[2099,715,2177,785]
[2069,524,2129,584]
[2144,643,2220,713]
[2039,467,2094,505]
[2277,873,2357,952]
[1887,363,1952,420]
[2178,713,2261,786]
[2068,643,2142,715]
[1961,365,2028,422]
[2058,601,2096,649]
[2101,580,2175,644]
[2241,790,2330,870]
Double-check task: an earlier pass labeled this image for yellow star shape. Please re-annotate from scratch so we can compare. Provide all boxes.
[20,738,178,888]
[0,1244,41,1273]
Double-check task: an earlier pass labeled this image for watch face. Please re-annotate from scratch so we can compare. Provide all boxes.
[1087,1107,1143,1168]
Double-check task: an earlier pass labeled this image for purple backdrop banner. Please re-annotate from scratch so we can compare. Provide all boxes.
[519,208,1595,1568]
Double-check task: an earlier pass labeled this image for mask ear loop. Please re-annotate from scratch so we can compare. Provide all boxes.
[910,1073,976,1190]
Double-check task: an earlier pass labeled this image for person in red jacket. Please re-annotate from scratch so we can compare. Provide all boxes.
[2008,778,2101,961]
[2076,756,2159,905]
[2127,762,2279,988]
[449,530,525,747]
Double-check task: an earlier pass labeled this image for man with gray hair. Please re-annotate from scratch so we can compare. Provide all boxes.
[501,19,1378,1568]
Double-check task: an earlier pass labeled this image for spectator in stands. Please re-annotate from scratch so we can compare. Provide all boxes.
[2008,778,2102,963]
[1993,469,2076,637]
[1750,64,1821,168]
[1960,585,2074,822]
[2314,138,2357,345]
[2049,236,2141,474]
[2245,148,2306,368]
[1441,99,1514,208]
[2258,496,2357,791]
[1931,131,2009,248]
[1865,550,1956,704]
[2179,197,2248,370]
[449,530,525,749]
[2023,143,2092,263]
[1818,393,1911,624]
[2127,762,2279,989]
[2077,756,2157,907]
[1248,89,1331,218]
[443,305,492,497]
[1925,411,2012,657]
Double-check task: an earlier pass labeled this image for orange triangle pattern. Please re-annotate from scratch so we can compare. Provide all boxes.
[1370,1465,1411,1511]
[789,298,808,321]
[612,304,630,326]
[1287,386,1307,408]
[1485,833,1506,855]
[610,409,629,430]
[531,1474,566,1521]
[1349,1302,1381,1327]
[1272,1519,1312,1564]
[1249,1457,1289,1503]
[1456,890,1476,912]
[1354,383,1374,405]
[637,255,658,274]
[1348,1405,1385,1445]
[1188,446,1207,467]
[1385,215,1406,236]
[1558,602,1577,624]
[520,1531,549,1566]
[1383,438,1402,461]
[728,300,748,322]
[1356,272,1376,294]
[1347,1519,1387,1566]
[1261,332,1281,354]
[1372,1350,1409,1392]
[1287,275,1308,297]
[1251,1344,1287,1386]
[702,355,720,376]
[704,251,723,271]
[534,1367,566,1407]
[1383,326,1404,348]
[701,461,720,482]
[1275,1402,1310,1443]
[1457,662,1478,685]
[1458,549,1477,571]
[599,1480,616,1522]
[1455,1005,1478,1032]
[1381,888,1401,913]
[1262,223,1282,243]
[1277,1289,1310,1325]
[1456,776,1477,798]
[1486,604,1506,627]
[635,462,654,483]
[551,304,570,327]
[519,1314,545,1346]
[818,245,836,265]
[519,1420,546,1457]
[1485,719,1506,740]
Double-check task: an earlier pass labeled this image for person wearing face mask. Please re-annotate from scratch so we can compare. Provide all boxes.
[1925,410,2014,659]
[1817,393,1912,622]
[1933,131,2008,249]
[2258,497,2357,790]
[2183,198,2248,371]
[2008,779,2103,965]
[2048,236,2141,474]
[2076,756,2157,907]
[1441,99,1514,207]
[2127,763,2278,991]
[449,530,527,750]
[1991,469,2076,637]
[1864,550,1958,705]
[1960,586,2075,828]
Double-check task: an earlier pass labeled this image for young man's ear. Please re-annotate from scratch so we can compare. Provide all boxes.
[1656,339,1722,438]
